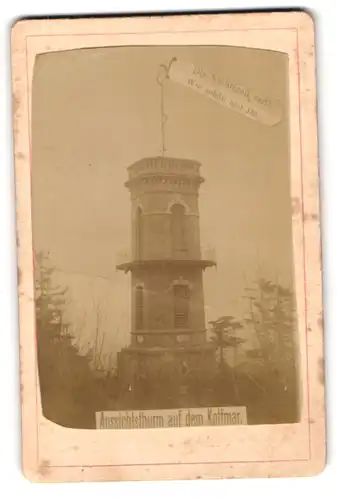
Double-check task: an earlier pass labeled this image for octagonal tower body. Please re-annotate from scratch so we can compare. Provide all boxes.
[117,156,215,348]
[116,157,216,402]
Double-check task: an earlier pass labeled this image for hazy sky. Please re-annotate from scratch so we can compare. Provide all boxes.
[31,45,293,363]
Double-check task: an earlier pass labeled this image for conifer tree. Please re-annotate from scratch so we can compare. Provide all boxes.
[35,251,105,428]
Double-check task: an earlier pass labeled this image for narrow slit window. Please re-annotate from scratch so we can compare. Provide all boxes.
[135,286,144,330]
[171,203,187,258]
[135,206,143,260]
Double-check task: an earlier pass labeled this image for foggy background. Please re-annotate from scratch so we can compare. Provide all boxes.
[31,45,293,368]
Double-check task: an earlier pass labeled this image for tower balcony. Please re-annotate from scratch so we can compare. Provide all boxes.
[115,246,216,272]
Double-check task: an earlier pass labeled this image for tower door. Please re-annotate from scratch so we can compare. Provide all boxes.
[135,285,144,330]
[173,284,189,329]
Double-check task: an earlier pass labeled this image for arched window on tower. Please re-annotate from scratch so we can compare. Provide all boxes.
[170,203,187,258]
[173,284,190,329]
[135,285,144,330]
[135,206,143,260]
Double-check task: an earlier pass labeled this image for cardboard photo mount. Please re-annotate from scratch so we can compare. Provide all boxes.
[11,11,325,482]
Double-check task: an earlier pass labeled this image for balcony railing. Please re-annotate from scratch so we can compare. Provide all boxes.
[201,245,217,263]
[116,250,131,267]
[116,245,216,267]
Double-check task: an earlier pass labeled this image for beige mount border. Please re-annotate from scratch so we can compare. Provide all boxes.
[11,11,324,482]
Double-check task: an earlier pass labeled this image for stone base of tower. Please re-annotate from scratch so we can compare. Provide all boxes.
[116,343,217,410]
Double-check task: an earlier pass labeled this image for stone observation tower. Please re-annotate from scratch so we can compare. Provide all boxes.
[116,156,216,405]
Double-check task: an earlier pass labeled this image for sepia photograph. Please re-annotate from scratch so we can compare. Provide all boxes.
[32,45,298,430]
[12,12,324,481]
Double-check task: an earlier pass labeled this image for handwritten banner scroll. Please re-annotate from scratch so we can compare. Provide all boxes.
[167,58,282,126]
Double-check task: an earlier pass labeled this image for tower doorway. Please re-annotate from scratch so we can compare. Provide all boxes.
[173,283,190,329]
